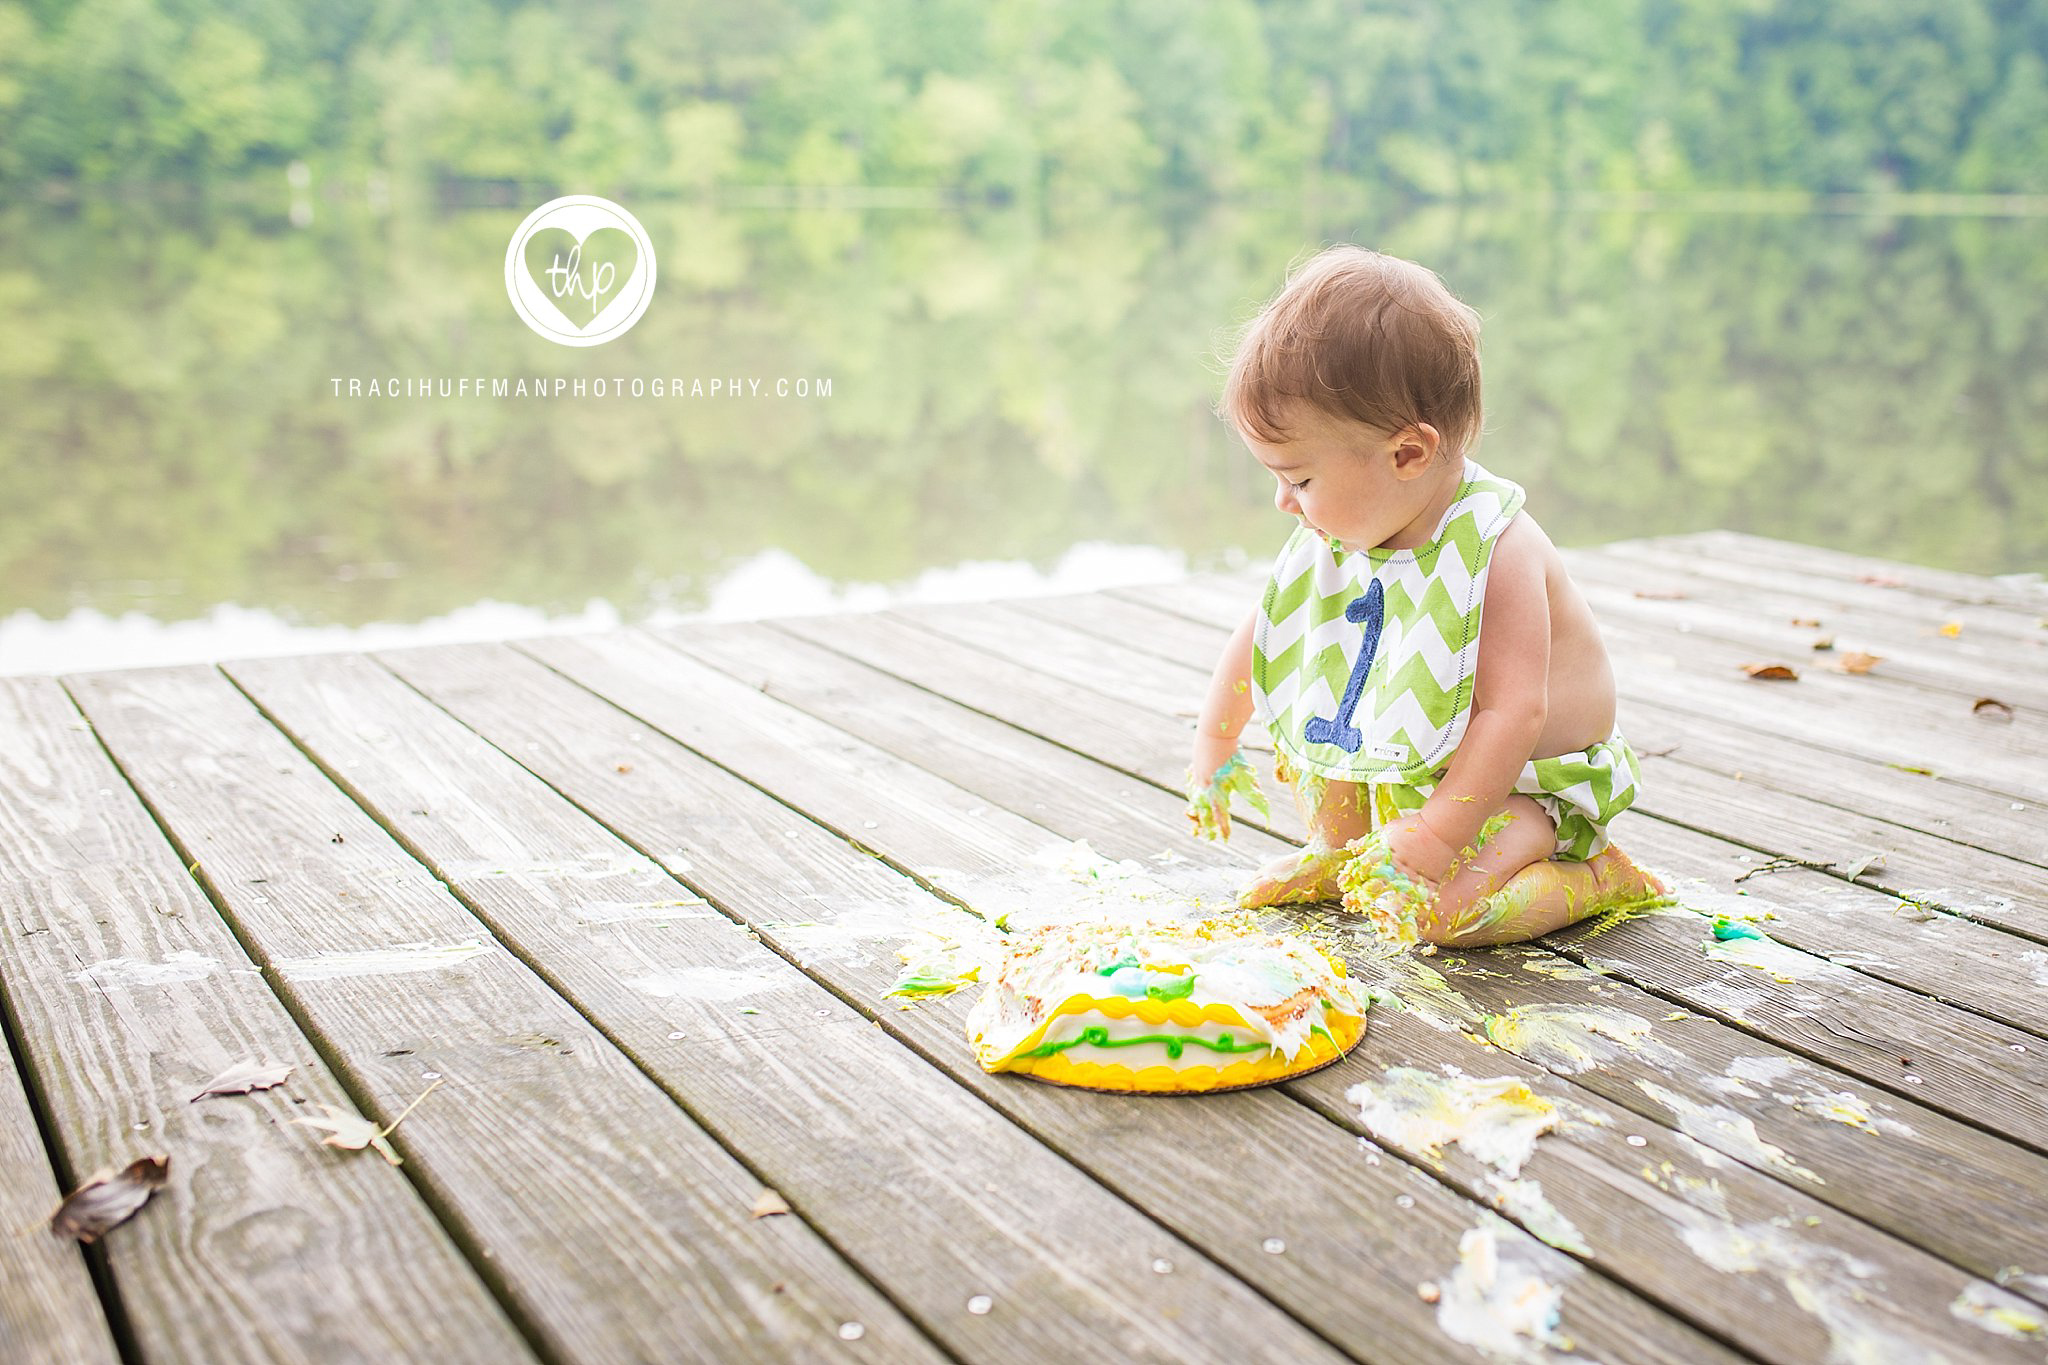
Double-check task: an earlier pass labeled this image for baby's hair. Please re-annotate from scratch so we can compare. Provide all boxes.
[1215,244,1484,463]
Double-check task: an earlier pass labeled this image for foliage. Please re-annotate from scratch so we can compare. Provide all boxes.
[2,0,2045,197]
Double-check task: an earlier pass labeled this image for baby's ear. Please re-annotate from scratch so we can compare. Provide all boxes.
[1388,423,1441,476]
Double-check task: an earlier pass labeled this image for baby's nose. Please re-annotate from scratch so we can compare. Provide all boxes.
[1273,483,1297,515]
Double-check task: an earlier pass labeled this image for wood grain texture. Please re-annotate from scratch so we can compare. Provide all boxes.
[0,676,531,1365]
[0,882,118,1365]
[647,614,2048,1349]
[396,633,1742,1365]
[1569,544,2048,706]
[225,647,1338,1365]
[1631,530,2048,620]
[61,664,935,1365]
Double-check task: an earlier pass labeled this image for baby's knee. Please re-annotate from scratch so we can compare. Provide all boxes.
[1309,779,1373,843]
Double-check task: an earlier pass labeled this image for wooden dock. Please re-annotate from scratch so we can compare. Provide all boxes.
[3,529,2045,1364]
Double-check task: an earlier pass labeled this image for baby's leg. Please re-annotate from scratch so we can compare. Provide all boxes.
[1238,778,1374,908]
[1417,796,1650,947]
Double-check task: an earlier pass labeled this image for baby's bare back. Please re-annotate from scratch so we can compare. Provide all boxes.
[1500,514,1616,758]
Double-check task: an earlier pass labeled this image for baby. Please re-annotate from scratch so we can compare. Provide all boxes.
[1185,245,1666,947]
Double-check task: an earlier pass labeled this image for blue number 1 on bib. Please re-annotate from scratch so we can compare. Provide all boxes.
[1302,580,1384,755]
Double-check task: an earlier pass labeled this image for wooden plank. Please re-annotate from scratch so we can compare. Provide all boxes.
[1600,612,2048,782]
[898,601,1217,717]
[61,665,937,1365]
[1316,934,2048,1313]
[1569,543,2048,704]
[770,611,1304,842]
[1572,816,2048,1046]
[616,621,2044,1362]
[1621,743,2047,944]
[1644,530,2048,618]
[224,649,1332,1364]
[1584,609,2048,783]
[654,618,2048,1311]
[1013,589,1243,666]
[446,631,1742,1365]
[0,676,533,1365]
[0,943,118,1365]
[1610,693,2045,874]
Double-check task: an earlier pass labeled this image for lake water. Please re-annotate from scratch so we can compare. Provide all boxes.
[3,194,2042,675]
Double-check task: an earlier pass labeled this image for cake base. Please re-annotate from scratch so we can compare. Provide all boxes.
[990,1003,1367,1094]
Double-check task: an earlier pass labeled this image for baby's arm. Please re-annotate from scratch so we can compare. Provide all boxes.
[1410,518,1551,865]
[1185,606,1269,839]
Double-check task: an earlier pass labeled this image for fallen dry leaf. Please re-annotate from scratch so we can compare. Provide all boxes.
[1791,617,1823,628]
[191,1058,295,1102]
[1939,621,1963,638]
[1972,697,2016,722]
[751,1188,792,1219]
[293,1107,395,1163]
[1741,662,1799,680]
[1838,651,1882,674]
[615,763,634,774]
[292,1078,443,1167]
[1633,589,1688,600]
[50,1155,169,1243]
[1811,636,1835,651]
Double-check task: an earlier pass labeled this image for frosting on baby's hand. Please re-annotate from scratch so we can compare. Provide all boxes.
[1335,831,1435,945]
[1184,750,1271,842]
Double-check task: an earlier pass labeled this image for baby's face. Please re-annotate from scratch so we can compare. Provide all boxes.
[1244,407,1443,552]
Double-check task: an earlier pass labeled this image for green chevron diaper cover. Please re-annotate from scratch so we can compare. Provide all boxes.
[1369,728,1644,861]
[1250,458,1528,788]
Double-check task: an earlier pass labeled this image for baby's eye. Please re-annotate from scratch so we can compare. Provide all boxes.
[1289,478,1310,491]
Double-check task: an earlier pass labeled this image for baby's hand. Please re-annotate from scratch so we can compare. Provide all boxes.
[1184,750,1271,842]
[1380,814,1460,887]
[1333,823,1447,947]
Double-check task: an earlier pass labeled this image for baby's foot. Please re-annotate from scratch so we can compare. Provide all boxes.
[1237,846,1347,909]
[1586,843,1670,901]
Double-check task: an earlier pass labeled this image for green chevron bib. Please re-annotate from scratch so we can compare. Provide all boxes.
[1250,459,1527,786]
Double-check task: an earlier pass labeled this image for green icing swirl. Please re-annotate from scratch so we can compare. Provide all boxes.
[1020,1026,1264,1061]
[1018,1021,1339,1062]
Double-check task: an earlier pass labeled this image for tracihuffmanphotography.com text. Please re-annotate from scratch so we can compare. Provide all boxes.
[327,376,834,399]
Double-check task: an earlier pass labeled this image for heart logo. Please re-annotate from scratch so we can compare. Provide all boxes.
[504,196,657,346]
[522,226,639,327]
